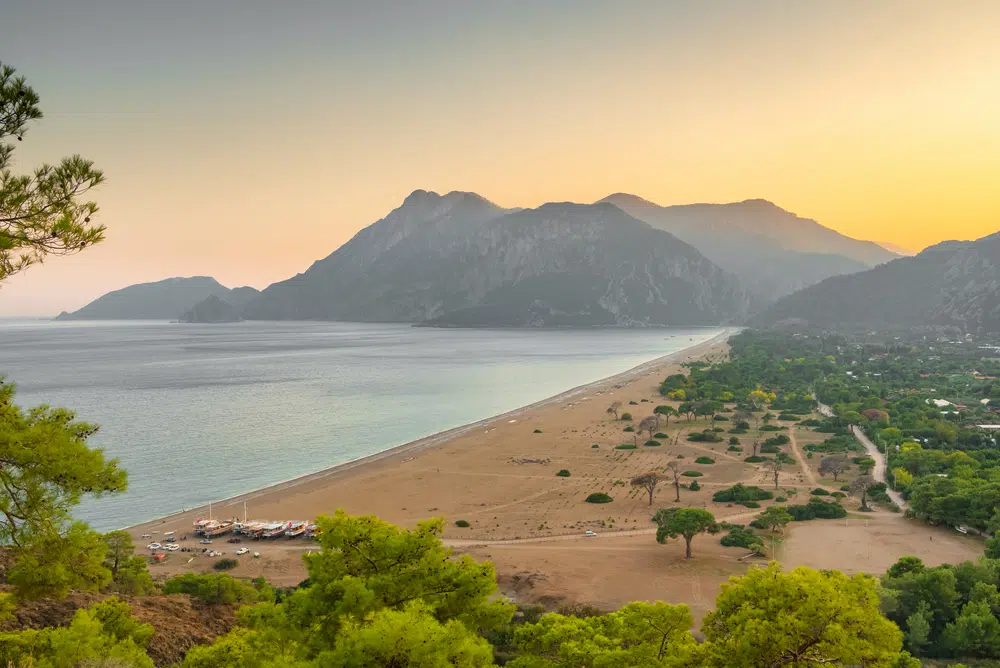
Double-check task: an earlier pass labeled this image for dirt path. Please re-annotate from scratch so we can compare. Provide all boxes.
[788,427,818,487]
[850,425,907,510]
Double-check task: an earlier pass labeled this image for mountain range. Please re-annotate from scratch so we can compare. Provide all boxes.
[65,190,988,330]
[758,232,1000,334]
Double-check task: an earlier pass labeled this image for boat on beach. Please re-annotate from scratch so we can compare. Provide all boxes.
[284,521,307,538]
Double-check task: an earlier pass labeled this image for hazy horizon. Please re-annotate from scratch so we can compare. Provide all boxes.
[2,0,998,315]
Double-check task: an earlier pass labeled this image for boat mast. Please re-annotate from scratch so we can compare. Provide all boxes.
[243,501,247,523]
[209,500,213,520]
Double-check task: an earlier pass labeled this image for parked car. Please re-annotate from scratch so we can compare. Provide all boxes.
[165,544,180,551]
[584,530,597,537]
[146,543,161,550]
[236,547,249,555]
[199,538,212,544]
[227,537,242,544]
[165,537,176,543]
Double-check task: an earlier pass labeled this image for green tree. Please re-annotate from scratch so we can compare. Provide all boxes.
[0,597,154,668]
[0,380,126,598]
[755,506,792,534]
[942,600,1000,658]
[903,602,932,655]
[7,521,111,599]
[180,626,311,668]
[702,563,912,667]
[251,511,513,657]
[0,62,106,282]
[653,508,718,559]
[103,530,155,595]
[986,533,1000,559]
[510,601,696,667]
[323,603,495,667]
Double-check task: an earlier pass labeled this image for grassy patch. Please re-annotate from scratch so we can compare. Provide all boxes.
[585,493,613,504]
[682,471,704,477]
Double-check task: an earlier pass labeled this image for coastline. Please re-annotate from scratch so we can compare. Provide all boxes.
[126,328,735,532]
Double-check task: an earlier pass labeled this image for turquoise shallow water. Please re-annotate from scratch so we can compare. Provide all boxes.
[0,320,723,530]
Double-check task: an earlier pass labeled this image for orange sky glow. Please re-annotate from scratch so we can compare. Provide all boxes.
[1,1,998,314]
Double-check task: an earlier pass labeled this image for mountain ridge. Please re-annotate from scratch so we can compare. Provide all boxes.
[56,277,259,321]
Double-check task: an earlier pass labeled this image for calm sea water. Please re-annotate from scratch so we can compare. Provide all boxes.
[0,320,723,530]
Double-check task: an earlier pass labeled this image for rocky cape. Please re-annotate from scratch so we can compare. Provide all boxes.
[57,277,259,321]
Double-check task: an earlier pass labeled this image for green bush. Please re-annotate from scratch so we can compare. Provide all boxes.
[454,519,470,527]
[760,444,780,454]
[533,429,542,434]
[742,501,761,509]
[765,435,790,446]
[620,413,633,421]
[213,558,238,571]
[623,426,635,432]
[688,431,723,443]
[713,415,730,421]
[799,418,822,427]
[682,471,703,477]
[711,427,725,433]
[744,456,766,463]
[778,413,800,421]
[615,444,636,450]
[585,493,613,504]
[810,488,830,496]
[695,456,715,465]
[556,469,571,477]
[163,573,259,605]
[831,492,846,499]
[628,401,638,405]
[720,525,758,548]
[688,480,701,491]
[728,445,743,452]
[591,444,600,448]
[713,484,773,506]
[729,436,740,445]
[734,421,751,430]
[729,428,748,434]
[644,440,661,447]
[775,496,787,502]
[786,498,847,521]
[840,484,850,491]
[654,432,668,439]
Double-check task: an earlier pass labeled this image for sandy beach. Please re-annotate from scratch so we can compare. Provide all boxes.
[129,326,983,615]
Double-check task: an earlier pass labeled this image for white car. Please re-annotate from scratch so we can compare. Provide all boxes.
[165,544,180,551]
[199,538,212,544]
[236,547,249,555]
[146,543,161,550]
[584,530,597,537]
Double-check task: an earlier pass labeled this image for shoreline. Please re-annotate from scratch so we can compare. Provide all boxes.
[125,328,735,531]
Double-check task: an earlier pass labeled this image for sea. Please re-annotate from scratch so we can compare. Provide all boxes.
[0,319,725,530]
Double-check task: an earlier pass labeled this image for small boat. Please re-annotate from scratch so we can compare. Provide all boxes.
[204,521,234,537]
[285,521,307,538]
[262,523,286,539]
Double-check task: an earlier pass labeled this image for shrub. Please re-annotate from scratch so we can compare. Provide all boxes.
[713,415,730,421]
[775,496,787,502]
[615,444,636,450]
[729,437,740,445]
[805,435,862,454]
[591,444,600,449]
[728,445,743,452]
[644,440,661,447]
[713,484,773,506]
[729,428,748,434]
[533,429,542,434]
[623,426,635,432]
[163,573,259,605]
[831,492,846,499]
[742,500,761,509]
[695,456,715,465]
[840,484,850,491]
[810,488,830,496]
[688,480,701,491]
[676,454,685,459]
[799,418,822,427]
[744,456,766,463]
[720,525,759,548]
[760,424,780,431]
[628,401,638,405]
[213,558,238,571]
[585,493,613,504]
[734,420,751,430]
[682,471,703,477]
[654,432,668,439]
[786,498,847,521]
[760,444,780,454]
[620,413,633,421]
[711,427,725,433]
[688,431,723,443]
[556,470,571,477]
[765,435,790,446]
[778,413,800,421]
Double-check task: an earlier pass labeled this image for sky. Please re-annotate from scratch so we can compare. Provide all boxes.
[1,0,998,315]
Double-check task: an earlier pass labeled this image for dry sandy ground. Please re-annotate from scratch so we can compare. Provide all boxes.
[129,329,985,614]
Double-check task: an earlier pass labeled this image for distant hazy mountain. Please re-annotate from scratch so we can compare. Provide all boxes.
[876,241,917,256]
[598,194,897,300]
[758,232,1000,333]
[179,294,243,323]
[57,277,259,320]
[243,191,754,326]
